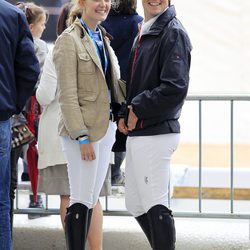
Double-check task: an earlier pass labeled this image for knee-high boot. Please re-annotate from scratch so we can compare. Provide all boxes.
[147,205,176,250]
[135,213,153,248]
[64,203,89,250]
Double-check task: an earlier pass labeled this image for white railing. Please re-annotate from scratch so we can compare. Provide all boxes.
[14,94,250,221]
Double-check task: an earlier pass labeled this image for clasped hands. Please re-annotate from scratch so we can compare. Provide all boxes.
[118,105,138,135]
[80,105,138,161]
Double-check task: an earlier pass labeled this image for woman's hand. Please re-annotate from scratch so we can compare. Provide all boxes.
[80,142,96,161]
[118,118,128,135]
[127,105,138,131]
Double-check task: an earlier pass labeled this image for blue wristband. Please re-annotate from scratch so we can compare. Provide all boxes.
[79,138,90,145]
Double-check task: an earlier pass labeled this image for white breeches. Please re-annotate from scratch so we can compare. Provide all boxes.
[61,121,116,208]
[125,133,180,217]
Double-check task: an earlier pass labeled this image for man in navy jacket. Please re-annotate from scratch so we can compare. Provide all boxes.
[118,1,192,249]
[0,1,39,249]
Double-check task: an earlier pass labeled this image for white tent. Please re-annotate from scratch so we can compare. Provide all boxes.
[138,0,250,93]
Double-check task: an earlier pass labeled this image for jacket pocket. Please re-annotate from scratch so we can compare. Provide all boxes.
[78,92,97,127]
[78,53,95,74]
[79,91,98,102]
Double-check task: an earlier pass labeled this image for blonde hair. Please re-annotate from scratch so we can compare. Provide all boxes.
[67,1,83,26]
[16,2,48,25]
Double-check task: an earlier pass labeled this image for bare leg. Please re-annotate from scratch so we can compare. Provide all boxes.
[60,196,103,250]
[60,195,69,229]
[87,200,103,250]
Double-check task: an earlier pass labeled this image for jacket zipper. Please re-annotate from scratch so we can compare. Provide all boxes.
[130,24,142,84]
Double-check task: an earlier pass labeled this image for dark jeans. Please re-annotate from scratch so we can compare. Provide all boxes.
[111,151,126,182]
[0,119,12,250]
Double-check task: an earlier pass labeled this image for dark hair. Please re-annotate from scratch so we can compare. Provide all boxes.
[56,2,74,36]
[16,2,48,25]
[112,0,137,15]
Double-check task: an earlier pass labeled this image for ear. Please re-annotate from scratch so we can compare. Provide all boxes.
[29,23,34,32]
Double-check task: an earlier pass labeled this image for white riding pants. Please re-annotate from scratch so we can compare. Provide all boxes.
[125,133,180,217]
[61,121,116,208]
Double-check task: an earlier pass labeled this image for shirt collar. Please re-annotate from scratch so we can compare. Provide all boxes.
[140,7,168,37]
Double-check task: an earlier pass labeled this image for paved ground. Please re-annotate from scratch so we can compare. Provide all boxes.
[13,214,249,250]
[13,152,250,250]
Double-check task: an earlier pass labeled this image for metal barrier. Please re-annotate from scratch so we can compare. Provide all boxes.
[14,94,250,221]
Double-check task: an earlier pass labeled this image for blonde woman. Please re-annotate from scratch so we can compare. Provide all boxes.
[53,0,124,249]
[37,3,110,249]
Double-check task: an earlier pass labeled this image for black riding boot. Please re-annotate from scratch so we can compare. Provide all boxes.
[147,205,176,250]
[64,203,89,250]
[135,213,153,248]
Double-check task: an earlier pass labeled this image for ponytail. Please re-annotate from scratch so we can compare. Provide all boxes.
[67,3,82,26]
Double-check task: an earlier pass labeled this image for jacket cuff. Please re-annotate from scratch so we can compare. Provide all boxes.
[70,128,89,140]
[118,102,127,118]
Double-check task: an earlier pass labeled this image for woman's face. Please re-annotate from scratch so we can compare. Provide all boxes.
[29,14,46,39]
[142,0,169,21]
[80,0,111,30]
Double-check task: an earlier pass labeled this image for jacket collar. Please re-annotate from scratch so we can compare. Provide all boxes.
[142,5,176,36]
[73,18,109,79]
[74,18,112,39]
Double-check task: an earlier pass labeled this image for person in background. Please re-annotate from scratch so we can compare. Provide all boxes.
[12,1,48,220]
[37,3,109,249]
[118,0,192,249]
[102,0,143,186]
[53,0,124,249]
[0,1,39,249]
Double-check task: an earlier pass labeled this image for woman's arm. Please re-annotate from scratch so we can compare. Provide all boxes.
[36,50,57,106]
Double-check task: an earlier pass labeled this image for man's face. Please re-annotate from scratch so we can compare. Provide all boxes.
[142,0,169,21]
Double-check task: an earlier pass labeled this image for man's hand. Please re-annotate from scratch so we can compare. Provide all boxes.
[118,118,128,135]
[80,142,96,161]
[127,105,138,131]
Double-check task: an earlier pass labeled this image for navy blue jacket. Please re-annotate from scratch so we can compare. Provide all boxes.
[102,11,143,81]
[123,6,192,136]
[102,10,143,152]
[0,1,40,121]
